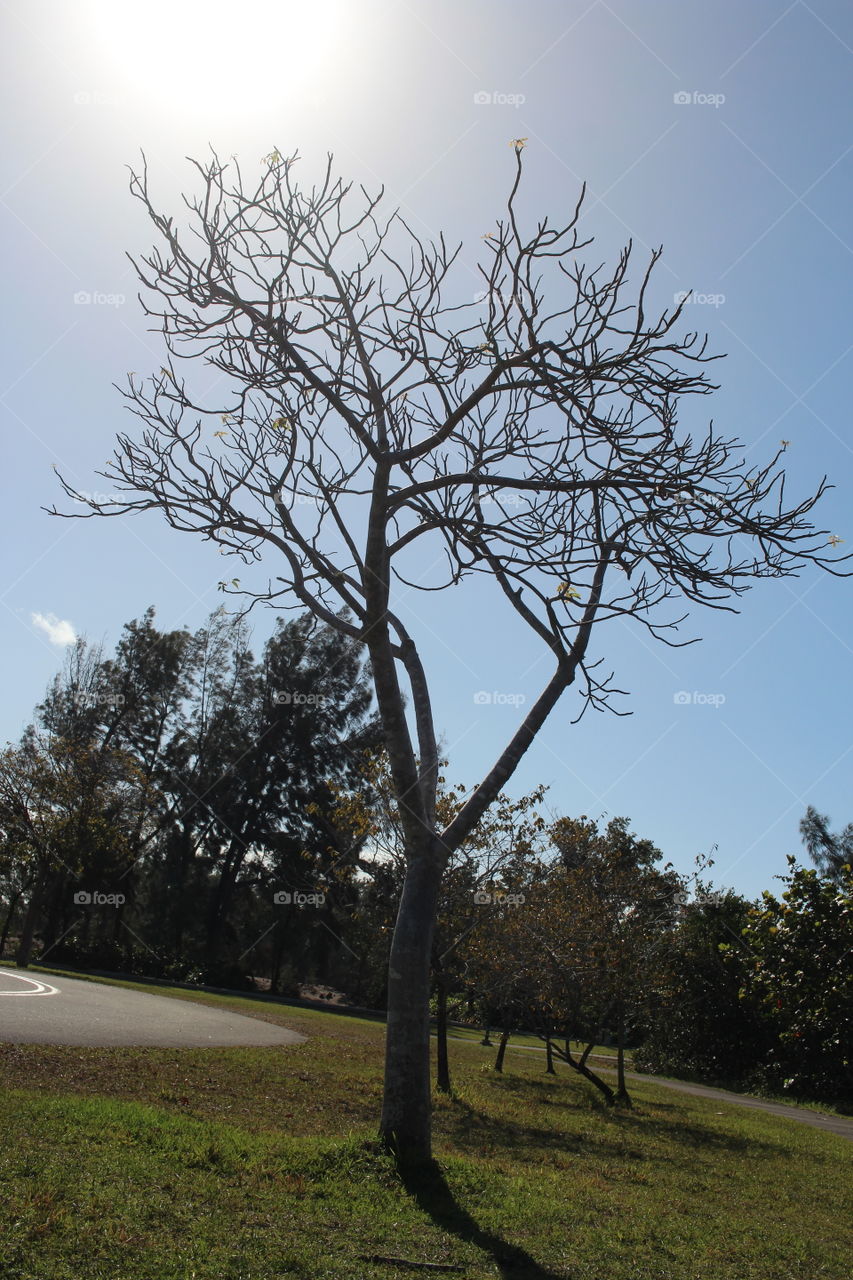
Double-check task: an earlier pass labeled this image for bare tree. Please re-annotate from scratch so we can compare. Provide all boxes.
[51,143,847,1162]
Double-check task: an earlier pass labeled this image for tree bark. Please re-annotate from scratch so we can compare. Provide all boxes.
[494,1027,512,1073]
[564,1039,616,1105]
[435,971,451,1095]
[615,1003,632,1107]
[204,846,243,971]
[379,851,443,1162]
[0,887,23,958]
[15,866,49,969]
[545,1034,556,1074]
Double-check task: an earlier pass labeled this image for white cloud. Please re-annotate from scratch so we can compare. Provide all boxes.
[31,612,77,646]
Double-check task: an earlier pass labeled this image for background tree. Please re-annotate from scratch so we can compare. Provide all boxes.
[799,805,853,884]
[430,784,546,1092]
[733,859,853,1102]
[469,815,683,1105]
[0,606,377,986]
[0,726,143,968]
[52,144,847,1161]
[333,751,548,1088]
[633,886,768,1086]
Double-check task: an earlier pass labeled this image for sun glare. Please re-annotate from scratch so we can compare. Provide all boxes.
[85,0,346,120]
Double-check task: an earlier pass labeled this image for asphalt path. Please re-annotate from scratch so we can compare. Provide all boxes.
[616,1070,853,1142]
[0,969,305,1048]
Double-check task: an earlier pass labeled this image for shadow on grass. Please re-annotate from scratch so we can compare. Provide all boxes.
[437,1094,584,1155]
[401,1159,565,1280]
[436,1092,784,1165]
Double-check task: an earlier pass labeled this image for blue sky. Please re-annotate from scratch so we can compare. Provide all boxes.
[1,0,851,900]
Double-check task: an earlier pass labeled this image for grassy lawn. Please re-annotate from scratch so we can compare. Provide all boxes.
[0,969,850,1279]
[444,1023,630,1064]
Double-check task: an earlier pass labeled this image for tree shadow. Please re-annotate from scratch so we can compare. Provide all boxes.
[434,1092,789,1198]
[437,1094,587,1159]
[400,1159,566,1280]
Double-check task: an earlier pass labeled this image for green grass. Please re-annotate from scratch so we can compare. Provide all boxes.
[1,968,851,1279]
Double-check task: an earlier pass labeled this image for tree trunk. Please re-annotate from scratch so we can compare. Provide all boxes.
[268,918,286,994]
[565,1039,616,1105]
[480,1026,492,1046]
[0,888,23,958]
[435,971,451,1095]
[545,1034,556,1074]
[15,866,49,969]
[204,843,244,971]
[494,1027,511,1073]
[615,1003,632,1107]
[379,851,442,1164]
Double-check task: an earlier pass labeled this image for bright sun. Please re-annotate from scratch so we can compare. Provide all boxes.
[86,0,346,121]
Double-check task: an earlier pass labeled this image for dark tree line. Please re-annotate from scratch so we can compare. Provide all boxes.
[634,853,853,1104]
[2,626,849,1108]
[0,606,382,990]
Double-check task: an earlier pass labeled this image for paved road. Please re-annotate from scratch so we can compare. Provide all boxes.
[614,1069,853,1142]
[0,969,305,1048]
